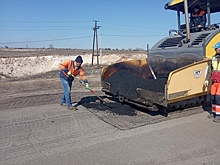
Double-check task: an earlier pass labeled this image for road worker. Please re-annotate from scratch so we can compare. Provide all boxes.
[58,56,90,110]
[190,5,206,32]
[204,42,220,123]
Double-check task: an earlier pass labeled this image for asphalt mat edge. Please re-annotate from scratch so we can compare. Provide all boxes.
[81,99,209,130]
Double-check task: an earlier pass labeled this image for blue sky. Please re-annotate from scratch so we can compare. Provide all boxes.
[0,0,219,49]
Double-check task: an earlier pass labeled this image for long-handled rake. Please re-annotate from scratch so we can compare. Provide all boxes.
[74,77,112,107]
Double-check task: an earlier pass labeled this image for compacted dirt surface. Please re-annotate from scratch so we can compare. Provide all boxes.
[0,64,209,130]
[1,49,219,165]
[0,66,103,109]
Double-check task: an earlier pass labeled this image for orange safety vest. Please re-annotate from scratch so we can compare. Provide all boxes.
[192,10,206,17]
[59,60,87,81]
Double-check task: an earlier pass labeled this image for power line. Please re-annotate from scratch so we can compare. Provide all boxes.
[0,26,164,33]
[0,28,92,31]
[0,36,92,44]
[1,25,91,28]
[101,27,165,34]
[0,28,90,31]
[0,33,166,45]
[100,21,168,30]
[0,20,92,24]
[102,34,166,37]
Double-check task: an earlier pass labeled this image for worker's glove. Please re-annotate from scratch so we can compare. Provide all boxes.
[85,83,90,90]
[204,80,209,87]
[67,71,72,76]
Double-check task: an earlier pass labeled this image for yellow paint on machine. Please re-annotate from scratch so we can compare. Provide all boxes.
[206,32,220,59]
[170,0,183,6]
[167,58,211,104]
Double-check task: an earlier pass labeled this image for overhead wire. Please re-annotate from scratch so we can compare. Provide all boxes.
[0,36,92,44]
[0,28,92,31]
[0,20,167,45]
[100,21,168,30]
[102,34,166,37]
[0,20,92,24]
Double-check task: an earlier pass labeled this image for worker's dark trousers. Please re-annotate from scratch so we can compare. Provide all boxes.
[60,77,72,107]
[211,82,220,116]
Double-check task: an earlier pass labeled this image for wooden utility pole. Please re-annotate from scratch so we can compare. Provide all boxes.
[92,20,101,66]
[100,33,102,65]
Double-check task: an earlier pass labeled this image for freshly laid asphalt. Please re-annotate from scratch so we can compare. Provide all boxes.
[0,104,219,165]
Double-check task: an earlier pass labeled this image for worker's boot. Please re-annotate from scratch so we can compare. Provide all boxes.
[60,103,66,107]
[67,106,76,111]
[207,113,215,119]
[213,116,220,123]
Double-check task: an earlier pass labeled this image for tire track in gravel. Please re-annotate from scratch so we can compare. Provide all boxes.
[0,106,116,163]
[0,75,103,110]
[0,91,103,110]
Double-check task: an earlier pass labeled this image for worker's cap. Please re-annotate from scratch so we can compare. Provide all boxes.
[213,42,220,49]
[75,56,83,63]
[194,5,200,9]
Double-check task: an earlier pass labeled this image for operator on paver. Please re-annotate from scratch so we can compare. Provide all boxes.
[190,5,206,32]
[58,56,90,110]
[204,42,220,123]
